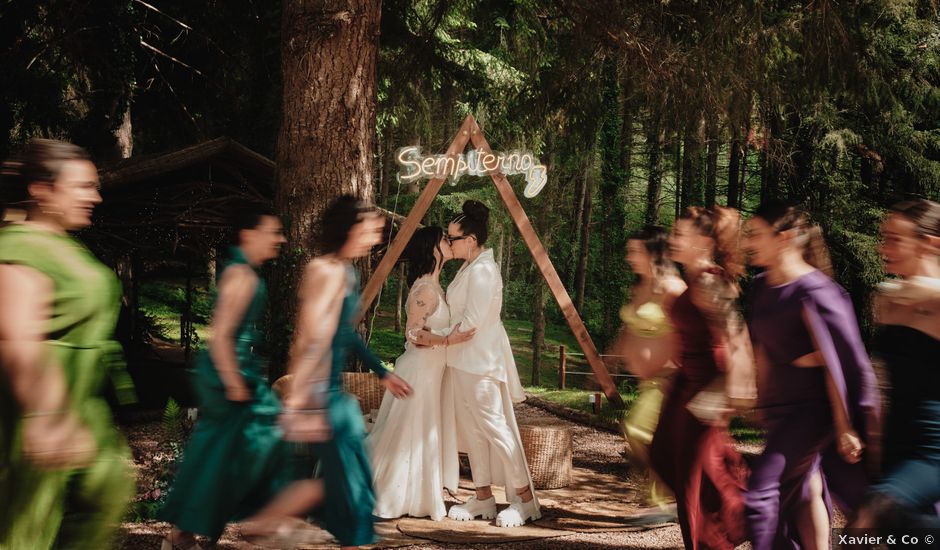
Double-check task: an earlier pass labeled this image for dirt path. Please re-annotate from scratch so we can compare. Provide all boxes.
[119,402,761,549]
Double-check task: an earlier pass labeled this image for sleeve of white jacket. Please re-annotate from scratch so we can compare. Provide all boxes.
[451,263,498,333]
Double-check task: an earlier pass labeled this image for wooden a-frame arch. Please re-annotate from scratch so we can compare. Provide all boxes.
[356,114,624,408]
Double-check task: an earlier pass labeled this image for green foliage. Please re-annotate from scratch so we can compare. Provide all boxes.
[127,397,192,521]
[162,397,184,442]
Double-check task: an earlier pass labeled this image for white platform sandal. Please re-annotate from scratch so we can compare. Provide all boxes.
[447,495,497,521]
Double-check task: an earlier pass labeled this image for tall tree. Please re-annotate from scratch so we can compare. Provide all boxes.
[704,113,719,206]
[270,0,383,374]
[573,158,594,313]
[644,109,665,224]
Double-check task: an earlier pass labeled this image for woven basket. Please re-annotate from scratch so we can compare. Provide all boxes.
[518,422,573,489]
[341,372,386,414]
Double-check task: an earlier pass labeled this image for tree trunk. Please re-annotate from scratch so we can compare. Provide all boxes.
[644,114,664,225]
[114,104,133,159]
[531,148,557,385]
[574,171,593,314]
[599,63,625,340]
[760,104,783,203]
[674,134,682,219]
[681,116,705,208]
[531,279,545,386]
[270,0,382,377]
[705,113,719,207]
[394,264,404,333]
[740,142,748,206]
[570,170,586,289]
[496,230,505,273]
[504,229,513,282]
[728,124,742,209]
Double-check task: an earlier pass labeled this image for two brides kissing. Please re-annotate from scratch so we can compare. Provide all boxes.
[367,200,540,527]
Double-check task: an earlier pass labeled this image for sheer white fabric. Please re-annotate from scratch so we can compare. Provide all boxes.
[368,278,450,520]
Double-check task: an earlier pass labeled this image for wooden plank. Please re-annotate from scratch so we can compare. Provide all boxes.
[467,118,624,408]
[355,115,475,324]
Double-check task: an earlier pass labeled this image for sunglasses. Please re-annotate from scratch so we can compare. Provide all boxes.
[446,234,472,244]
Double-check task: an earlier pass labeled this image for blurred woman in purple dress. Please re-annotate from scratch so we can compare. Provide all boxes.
[744,202,880,550]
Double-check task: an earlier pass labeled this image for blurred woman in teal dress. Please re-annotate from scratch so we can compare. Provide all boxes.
[0,138,135,549]
[279,195,413,549]
[158,205,289,549]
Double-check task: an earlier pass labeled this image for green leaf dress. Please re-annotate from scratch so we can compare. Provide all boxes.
[0,224,135,550]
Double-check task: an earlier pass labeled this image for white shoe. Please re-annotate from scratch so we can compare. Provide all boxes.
[495,498,541,527]
[447,496,497,521]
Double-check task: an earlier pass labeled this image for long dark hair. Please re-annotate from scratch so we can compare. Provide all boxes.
[890,199,940,239]
[679,205,745,279]
[753,201,833,277]
[320,194,378,254]
[2,138,91,209]
[628,225,678,287]
[451,200,489,245]
[403,226,445,287]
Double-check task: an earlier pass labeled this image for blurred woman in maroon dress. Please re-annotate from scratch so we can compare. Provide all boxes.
[649,206,751,550]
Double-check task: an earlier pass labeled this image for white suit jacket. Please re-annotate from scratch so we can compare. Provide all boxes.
[443,248,525,402]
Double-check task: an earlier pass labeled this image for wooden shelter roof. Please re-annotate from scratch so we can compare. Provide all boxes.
[98,137,275,191]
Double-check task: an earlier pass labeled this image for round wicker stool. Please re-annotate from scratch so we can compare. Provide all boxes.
[519,422,573,489]
[342,372,386,413]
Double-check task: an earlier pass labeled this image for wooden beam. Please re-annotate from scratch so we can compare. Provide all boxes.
[355,115,475,324]
[467,118,624,408]
[356,113,622,409]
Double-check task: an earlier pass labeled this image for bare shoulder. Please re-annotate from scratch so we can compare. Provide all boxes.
[305,257,345,278]
[301,258,347,295]
[219,263,256,283]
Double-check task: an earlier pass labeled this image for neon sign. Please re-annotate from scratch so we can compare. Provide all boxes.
[395,146,548,198]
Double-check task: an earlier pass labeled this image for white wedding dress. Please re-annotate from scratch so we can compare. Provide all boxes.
[368,276,450,520]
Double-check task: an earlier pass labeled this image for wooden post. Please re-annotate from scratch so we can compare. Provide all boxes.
[593,392,602,414]
[559,345,566,390]
[355,116,475,325]
[357,114,624,408]
[469,121,624,408]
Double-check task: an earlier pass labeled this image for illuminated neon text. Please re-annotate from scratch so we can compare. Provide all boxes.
[396,146,548,198]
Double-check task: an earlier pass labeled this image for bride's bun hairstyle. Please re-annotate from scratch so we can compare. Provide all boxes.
[451,200,490,245]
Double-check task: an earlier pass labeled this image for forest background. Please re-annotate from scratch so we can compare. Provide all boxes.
[3,0,939,405]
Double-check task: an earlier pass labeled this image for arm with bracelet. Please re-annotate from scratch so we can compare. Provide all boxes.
[0,263,95,469]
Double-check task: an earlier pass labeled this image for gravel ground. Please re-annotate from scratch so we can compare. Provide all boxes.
[119,402,770,549]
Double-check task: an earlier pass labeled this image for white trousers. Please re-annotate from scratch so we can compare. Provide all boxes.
[451,369,531,490]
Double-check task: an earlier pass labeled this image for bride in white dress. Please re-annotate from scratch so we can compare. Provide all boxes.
[368,226,475,520]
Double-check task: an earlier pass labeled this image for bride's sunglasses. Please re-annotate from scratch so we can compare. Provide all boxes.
[445,234,472,244]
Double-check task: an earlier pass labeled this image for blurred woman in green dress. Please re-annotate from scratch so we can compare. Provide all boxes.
[0,138,136,549]
[158,205,290,549]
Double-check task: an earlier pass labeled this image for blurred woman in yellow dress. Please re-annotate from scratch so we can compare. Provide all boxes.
[611,225,685,507]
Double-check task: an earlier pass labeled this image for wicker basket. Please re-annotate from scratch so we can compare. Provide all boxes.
[518,422,573,489]
[342,372,386,414]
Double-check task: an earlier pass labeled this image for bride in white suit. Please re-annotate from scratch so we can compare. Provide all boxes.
[368,226,474,520]
[431,200,541,527]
